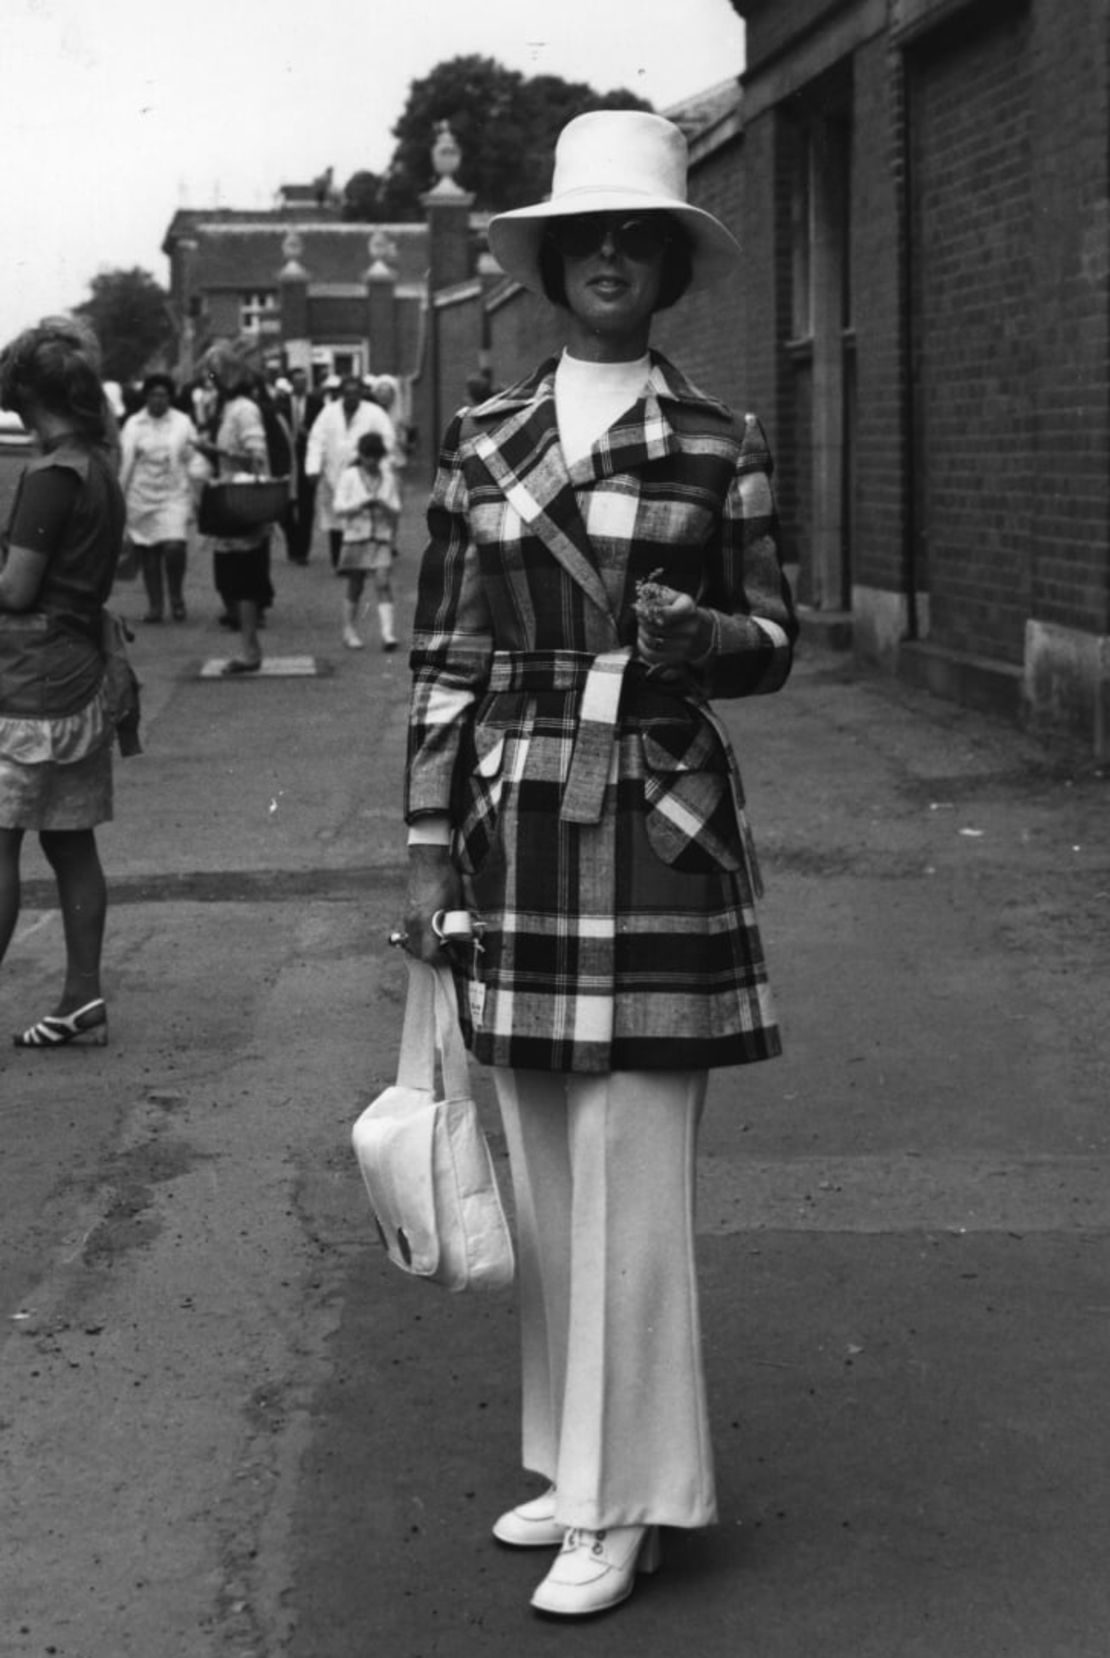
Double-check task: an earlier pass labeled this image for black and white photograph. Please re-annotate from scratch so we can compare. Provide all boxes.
[2,0,1108,1653]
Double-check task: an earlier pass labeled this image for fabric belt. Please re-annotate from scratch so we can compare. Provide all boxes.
[488,647,633,826]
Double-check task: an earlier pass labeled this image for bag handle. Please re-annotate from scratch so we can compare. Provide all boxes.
[396,959,471,1099]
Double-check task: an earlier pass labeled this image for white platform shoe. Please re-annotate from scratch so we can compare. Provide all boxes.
[530,1524,662,1617]
[492,1486,565,1548]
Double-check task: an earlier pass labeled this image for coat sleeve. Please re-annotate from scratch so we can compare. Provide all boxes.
[688,412,798,701]
[331,464,360,516]
[404,414,494,824]
[117,418,138,497]
[304,407,326,477]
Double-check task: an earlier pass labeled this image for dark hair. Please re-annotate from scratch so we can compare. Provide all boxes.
[142,372,176,401]
[0,314,108,442]
[538,214,694,313]
[357,432,386,459]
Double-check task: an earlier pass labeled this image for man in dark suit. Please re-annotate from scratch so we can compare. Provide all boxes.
[278,367,323,563]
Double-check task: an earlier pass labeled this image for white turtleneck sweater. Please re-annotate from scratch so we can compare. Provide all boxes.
[554,349,653,467]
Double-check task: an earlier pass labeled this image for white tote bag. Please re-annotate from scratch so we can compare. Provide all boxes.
[352,959,515,1292]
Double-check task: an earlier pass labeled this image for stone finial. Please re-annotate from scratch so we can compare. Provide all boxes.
[279,228,308,281]
[427,120,468,200]
[368,228,398,269]
[433,121,461,180]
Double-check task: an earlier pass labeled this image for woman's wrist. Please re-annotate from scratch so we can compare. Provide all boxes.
[687,607,719,666]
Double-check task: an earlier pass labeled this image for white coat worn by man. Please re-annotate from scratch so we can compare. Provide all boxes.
[304,374,395,570]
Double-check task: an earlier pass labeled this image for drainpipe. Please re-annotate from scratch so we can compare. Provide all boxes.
[897,49,919,644]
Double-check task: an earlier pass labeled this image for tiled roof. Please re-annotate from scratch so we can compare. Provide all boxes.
[167,219,433,289]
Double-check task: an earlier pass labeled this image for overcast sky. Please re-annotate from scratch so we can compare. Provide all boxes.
[0,0,745,348]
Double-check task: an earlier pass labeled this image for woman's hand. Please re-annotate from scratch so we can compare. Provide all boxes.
[636,590,712,669]
[399,843,465,962]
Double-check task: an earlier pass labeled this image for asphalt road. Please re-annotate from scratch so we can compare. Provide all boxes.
[2,494,1110,1657]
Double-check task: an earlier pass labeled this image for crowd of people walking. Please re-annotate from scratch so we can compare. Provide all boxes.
[110,353,408,664]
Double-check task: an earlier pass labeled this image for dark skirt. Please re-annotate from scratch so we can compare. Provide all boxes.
[213,540,273,607]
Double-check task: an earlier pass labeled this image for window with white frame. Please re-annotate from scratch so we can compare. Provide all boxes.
[240,291,278,335]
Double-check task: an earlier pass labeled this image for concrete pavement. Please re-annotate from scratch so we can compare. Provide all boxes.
[2,498,1109,1657]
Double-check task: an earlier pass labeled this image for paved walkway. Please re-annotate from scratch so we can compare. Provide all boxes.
[3,493,1109,1657]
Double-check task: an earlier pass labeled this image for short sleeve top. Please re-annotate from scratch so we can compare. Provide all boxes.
[7,439,125,639]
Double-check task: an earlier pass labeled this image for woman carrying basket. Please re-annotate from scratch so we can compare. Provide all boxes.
[195,345,273,675]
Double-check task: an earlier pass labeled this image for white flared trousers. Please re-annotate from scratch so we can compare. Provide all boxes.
[492,1067,717,1531]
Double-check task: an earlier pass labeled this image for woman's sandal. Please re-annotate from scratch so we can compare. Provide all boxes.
[220,658,262,676]
[13,998,108,1049]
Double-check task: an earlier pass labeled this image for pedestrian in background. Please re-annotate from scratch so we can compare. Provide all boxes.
[305,374,395,570]
[0,315,126,1047]
[331,430,400,651]
[368,373,410,474]
[399,111,797,1619]
[277,366,323,564]
[194,344,272,675]
[118,372,197,624]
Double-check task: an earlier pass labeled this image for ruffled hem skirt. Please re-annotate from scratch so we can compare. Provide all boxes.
[0,686,113,830]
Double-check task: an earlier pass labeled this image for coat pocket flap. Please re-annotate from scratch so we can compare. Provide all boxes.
[641,720,727,775]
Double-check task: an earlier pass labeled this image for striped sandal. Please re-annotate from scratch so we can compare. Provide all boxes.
[13,998,108,1049]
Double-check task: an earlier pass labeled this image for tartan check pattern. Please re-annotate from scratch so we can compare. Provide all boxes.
[406,352,798,1073]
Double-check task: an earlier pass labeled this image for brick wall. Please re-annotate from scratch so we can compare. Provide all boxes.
[743,0,850,75]
[486,288,565,385]
[907,3,1036,664]
[436,290,484,422]
[1027,0,1110,635]
[741,0,1108,717]
[850,33,907,601]
[653,134,746,408]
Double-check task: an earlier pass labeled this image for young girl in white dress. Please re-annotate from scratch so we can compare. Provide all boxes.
[331,431,401,651]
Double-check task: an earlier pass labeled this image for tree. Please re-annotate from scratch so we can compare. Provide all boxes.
[74,267,174,383]
[341,169,388,222]
[343,56,652,222]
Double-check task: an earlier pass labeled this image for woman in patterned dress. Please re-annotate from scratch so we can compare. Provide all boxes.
[399,112,798,1618]
[0,316,125,1047]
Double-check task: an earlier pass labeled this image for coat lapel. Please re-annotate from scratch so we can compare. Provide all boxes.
[464,353,734,628]
[468,364,615,627]
[587,353,735,480]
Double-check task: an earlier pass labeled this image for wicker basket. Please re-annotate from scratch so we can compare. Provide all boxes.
[198,477,289,537]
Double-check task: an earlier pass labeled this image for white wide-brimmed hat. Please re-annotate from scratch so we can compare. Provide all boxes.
[488,111,740,297]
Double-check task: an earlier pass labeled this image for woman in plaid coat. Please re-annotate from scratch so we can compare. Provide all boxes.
[400,112,798,1619]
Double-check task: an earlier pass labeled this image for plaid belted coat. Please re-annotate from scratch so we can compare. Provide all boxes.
[405,352,798,1074]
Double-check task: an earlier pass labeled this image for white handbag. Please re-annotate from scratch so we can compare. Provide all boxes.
[352,959,515,1292]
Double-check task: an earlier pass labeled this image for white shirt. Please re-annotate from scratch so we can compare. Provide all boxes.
[554,349,653,467]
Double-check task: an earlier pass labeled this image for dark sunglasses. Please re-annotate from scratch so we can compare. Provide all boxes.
[545,214,673,263]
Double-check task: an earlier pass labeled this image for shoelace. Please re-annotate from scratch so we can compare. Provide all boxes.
[562,1528,608,1556]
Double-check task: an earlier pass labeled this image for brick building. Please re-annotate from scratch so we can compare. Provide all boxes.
[732,0,1110,752]
[162,127,491,467]
[161,129,489,390]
